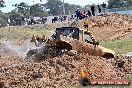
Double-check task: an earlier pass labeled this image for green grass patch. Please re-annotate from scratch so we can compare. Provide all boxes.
[100,38,132,55]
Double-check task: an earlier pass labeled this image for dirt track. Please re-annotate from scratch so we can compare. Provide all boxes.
[0,14,132,88]
[76,13,132,41]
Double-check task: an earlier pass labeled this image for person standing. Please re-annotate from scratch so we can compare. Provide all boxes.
[91,5,95,16]
[80,11,83,20]
[21,15,25,25]
[87,10,91,17]
[97,5,101,13]
[101,2,106,15]
[75,8,80,20]
[18,18,22,26]
[83,11,86,19]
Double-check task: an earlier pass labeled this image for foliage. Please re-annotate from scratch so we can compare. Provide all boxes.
[12,2,49,17]
[0,0,5,8]
[64,3,82,15]
[13,2,30,17]
[64,3,71,15]
[1,0,85,16]
[69,4,82,14]
[108,0,132,8]
[30,3,48,17]
[44,0,83,15]
[7,10,23,25]
[0,12,8,27]
[45,0,62,15]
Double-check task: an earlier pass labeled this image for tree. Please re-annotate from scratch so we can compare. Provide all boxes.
[82,5,91,12]
[64,3,71,15]
[126,0,132,7]
[108,0,132,8]
[45,0,62,15]
[0,0,7,27]
[0,12,8,27]
[64,3,82,15]
[8,10,23,25]
[13,2,30,17]
[30,3,48,16]
[0,0,5,8]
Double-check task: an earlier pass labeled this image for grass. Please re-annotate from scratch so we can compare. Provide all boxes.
[0,25,54,41]
[100,38,132,55]
[74,38,132,88]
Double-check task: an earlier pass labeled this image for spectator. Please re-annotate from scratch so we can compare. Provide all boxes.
[101,2,107,15]
[16,17,19,25]
[42,17,47,24]
[83,11,86,19]
[21,15,25,25]
[52,16,58,23]
[31,16,35,25]
[80,11,83,20]
[75,8,80,20]
[18,18,22,26]
[97,5,101,13]
[87,10,92,17]
[91,5,95,16]
[63,16,67,21]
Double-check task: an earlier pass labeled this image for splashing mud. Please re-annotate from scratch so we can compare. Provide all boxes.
[1,40,41,58]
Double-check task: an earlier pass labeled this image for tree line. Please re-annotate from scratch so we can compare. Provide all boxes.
[108,0,132,9]
[0,0,82,17]
[0,0,132,27]
[0,0,132,16]
[0,0,82,27]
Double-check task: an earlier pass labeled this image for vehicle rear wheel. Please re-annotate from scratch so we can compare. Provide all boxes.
[26,45,65,61]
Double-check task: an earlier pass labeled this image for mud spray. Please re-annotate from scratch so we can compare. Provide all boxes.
[2,40,41,58]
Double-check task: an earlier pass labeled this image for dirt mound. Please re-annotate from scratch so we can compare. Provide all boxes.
[0,51,126,88]
[68,14,132,41]
[107,56,132,74]
[0,13,132,88]
[88,14,132,41]
[90,14,132,28]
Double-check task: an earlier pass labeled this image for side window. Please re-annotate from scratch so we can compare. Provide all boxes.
[62,29,64,32]
[64,29,70,34]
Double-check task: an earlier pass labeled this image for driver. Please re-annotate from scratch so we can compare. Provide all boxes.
[82,17,89,30]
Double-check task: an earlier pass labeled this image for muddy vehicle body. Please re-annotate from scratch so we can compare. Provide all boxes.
[27,27,115,60]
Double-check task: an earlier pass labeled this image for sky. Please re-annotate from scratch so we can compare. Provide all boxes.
[1,0,107,13]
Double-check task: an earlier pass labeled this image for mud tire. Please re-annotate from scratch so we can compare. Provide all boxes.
[26,45,65,61]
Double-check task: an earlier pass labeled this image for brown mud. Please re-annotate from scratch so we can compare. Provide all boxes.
[0,13,132,88]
